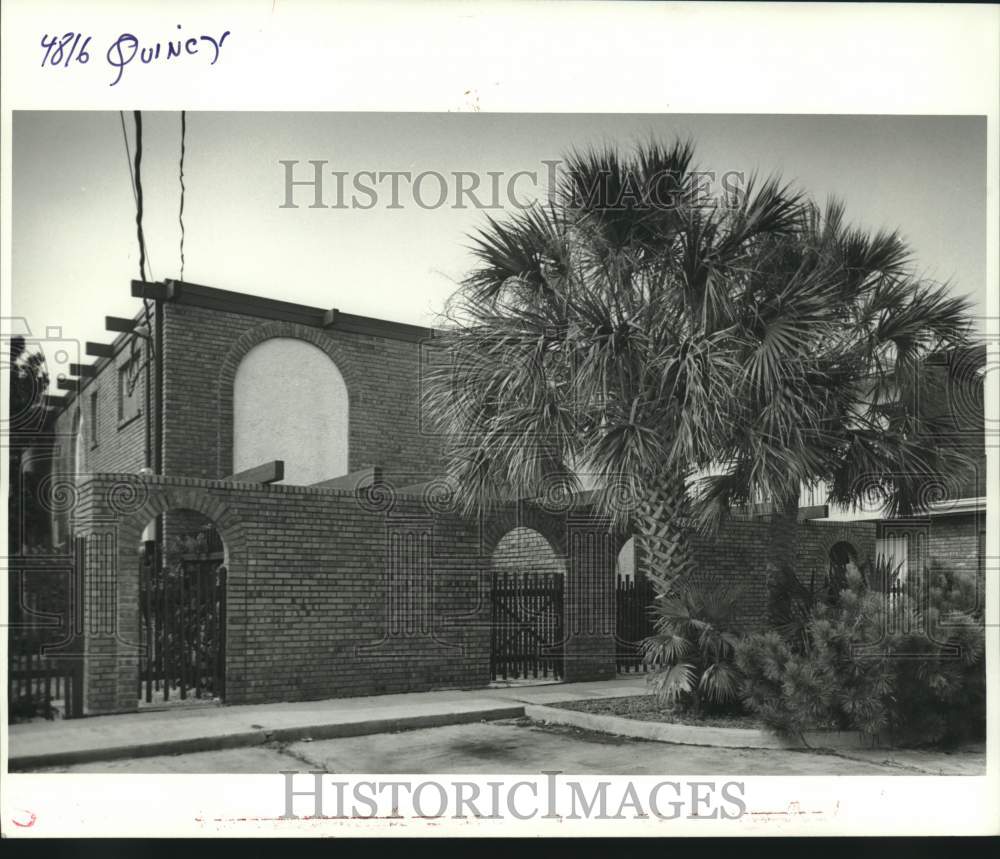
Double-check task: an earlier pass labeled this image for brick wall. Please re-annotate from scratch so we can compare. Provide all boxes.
[621,518,877,632]
[72,475,495,711]
[48,290,447,489]
[926,512,986,582]
[161,302,445,483]
[685,518,878,631]
[49,322,155,546]
[71,475,623,712]
[51,345,151,477]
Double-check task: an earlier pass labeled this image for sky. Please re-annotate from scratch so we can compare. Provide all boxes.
[11,112,987,384]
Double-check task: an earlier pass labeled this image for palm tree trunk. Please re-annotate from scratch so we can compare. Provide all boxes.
[633,468,697,589]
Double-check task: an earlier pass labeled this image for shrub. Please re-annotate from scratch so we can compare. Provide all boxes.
[8,693,57,724]
[736,562,985,746]
[765,563,823,653]
[641,576,744,716]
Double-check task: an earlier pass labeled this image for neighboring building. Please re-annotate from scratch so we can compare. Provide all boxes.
[871,346,988,596]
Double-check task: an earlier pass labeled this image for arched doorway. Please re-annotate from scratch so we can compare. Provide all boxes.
[137,509,228,706]
[490,526,566,682]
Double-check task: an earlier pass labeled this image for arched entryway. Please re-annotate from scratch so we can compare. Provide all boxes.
[136,508,228,706]
[490,526,567,682]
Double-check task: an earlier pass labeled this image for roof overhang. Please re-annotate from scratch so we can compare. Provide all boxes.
[926,496,986,517]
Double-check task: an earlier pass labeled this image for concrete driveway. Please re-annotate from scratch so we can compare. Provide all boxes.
[27,718,943,775]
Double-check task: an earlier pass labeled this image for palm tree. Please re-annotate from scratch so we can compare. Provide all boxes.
[425,139,824,586]
[641,577,743,715]
[424,138,975,595]
[695,199,976,575]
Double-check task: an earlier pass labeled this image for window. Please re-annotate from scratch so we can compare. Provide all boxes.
[89,390,99,446]
[118,358,142,425]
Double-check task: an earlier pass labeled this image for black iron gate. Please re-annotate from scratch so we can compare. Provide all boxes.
[615,574,655,673]
[138,539,227,704]
[490,571,564,681]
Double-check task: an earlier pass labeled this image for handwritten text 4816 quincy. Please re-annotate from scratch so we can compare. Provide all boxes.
[40,25,231,87]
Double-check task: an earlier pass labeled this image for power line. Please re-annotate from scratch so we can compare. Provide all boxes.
[132,110,148,284]
[118,111,154,281]
[178,110,187,282]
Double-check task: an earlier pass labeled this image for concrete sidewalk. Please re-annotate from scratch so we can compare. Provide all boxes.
[8,676,650,770]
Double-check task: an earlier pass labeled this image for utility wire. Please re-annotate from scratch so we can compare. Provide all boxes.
[121,110,156,398]
[118,111,154,280]
[133,110,148,284]
[178,110,186,282]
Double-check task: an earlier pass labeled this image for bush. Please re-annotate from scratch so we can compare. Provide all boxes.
[9,694,57,724]
[736,562,985,746]
[641,576,744,716]
[765,563,823,653]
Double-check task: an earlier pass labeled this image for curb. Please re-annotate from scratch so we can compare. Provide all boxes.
[9,705,526,771]
[524,705,877,751]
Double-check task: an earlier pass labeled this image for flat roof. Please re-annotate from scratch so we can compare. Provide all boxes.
[45,279,438,416]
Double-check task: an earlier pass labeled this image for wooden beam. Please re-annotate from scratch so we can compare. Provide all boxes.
[105,316,136,333]
[311,466,382,490]
[86,341,115,359]
[131,280,175,301]
[322,308,340,328]
[797,504,829,521]
[56,378,80,392]
[69,363,97,378]
[226,460,284,484]
[745,501,830,522]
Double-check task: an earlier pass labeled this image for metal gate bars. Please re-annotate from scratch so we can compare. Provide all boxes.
[615,574,655,673]
[490,570,564,681]
[138,540,226,704]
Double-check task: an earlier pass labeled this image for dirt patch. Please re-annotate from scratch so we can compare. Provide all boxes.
[547,695,763,730]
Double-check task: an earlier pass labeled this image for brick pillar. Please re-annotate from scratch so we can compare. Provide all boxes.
[563,514,617,682]
[75,478,142,714]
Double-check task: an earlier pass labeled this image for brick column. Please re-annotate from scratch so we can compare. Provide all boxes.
[74,477,143,714]
[563,514,617,682]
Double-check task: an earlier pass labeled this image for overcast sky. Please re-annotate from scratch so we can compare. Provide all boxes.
[11,112,986,382]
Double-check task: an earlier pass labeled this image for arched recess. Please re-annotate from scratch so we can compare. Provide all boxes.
[233,336,349,485]
[827,539,859,596]
[53,409,83,547]
[492,526,567,578]
[217,322,360,482]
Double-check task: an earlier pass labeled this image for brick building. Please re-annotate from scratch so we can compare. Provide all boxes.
[25,280,986,714]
